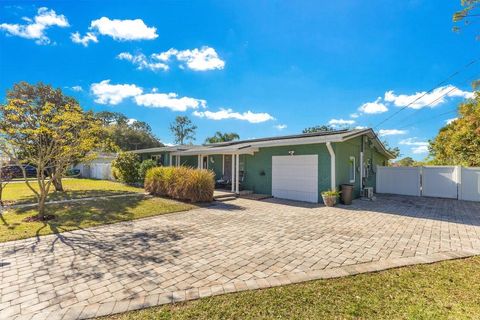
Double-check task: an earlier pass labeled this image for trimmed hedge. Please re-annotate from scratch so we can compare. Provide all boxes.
[145,166,215,202]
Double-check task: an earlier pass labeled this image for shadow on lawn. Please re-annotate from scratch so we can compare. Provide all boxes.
[14,189,140,205]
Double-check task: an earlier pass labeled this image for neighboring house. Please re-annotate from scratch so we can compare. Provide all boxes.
[74,153,117,180]
[132,129,394,203]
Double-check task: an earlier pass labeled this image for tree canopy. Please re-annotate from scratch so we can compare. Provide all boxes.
[170,116,197,145]
[302,125,335,133]
[453,0,479,39]
[0,82,102,217]
[205,132,240,144]
[95,111,162,151]
[429,92,480,166]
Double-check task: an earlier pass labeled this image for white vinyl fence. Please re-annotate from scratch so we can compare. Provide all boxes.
[459,167,480,202]
[376,166,421,196]
[376,166,480,202]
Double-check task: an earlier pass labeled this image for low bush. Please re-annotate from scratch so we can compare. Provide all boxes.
[111,152,140,184]
[145,166,215,202]
[138,159,157,182]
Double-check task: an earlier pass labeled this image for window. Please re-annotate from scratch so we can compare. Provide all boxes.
[349,156,356,183]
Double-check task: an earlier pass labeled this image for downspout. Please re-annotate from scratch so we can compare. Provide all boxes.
[326,142,336,191]
[360,136,364,192]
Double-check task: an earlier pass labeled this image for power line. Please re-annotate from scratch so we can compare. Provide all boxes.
[395,72,478,126]
[373,58,479,129]
[396,108,459,130]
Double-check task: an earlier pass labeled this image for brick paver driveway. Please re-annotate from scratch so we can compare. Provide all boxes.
[1,195,480,319]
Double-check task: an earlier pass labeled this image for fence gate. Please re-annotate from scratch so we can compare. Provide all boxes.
[422,166,458,199]
[460,167,480,201]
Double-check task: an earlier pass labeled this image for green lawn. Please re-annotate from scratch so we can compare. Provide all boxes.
[3,178,143,204]
[0,195,195,242]
[103,256,480,320]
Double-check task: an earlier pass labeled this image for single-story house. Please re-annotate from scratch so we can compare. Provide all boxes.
[132,128,394,203]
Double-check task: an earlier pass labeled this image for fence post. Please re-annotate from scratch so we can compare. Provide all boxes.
[456,165,462,200]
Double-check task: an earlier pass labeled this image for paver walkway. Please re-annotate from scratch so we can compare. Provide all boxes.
[1,195,480,320]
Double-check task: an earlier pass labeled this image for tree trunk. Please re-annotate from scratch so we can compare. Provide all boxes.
[52,176,64,192]
[38,192,47,220]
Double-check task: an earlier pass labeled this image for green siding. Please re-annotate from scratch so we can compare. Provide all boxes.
[134,134,388,202]
[334,136,388,198]
[180,155,198,168]
[333,137,362,198]
[242,143,331,195]
[209,155,224,180]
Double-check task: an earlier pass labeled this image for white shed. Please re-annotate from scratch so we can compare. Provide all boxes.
[74,153,117,180]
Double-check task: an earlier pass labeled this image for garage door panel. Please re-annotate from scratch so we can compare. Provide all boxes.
[272,155,318,203]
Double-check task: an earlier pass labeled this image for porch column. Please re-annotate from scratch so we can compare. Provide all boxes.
[231,154,235,192]
[197,155,201,169]
[176,155,180,167]
[235,154,240,194]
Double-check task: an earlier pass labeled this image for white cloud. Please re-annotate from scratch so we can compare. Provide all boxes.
[358,97,388,114]
[0,7,69,45]
[134,93,206,112]
[121,46,225,72]
[399,138,429,154]
[117,52,169,71]
[127,118,137,125]
[354,126,367,130]
[378,129,408,136]
[193,108,274,123]
[173,47,225,71]
[350,113,360,118]
[384,85,474,109]
[446,117,458,125]
[328,119,355,128]
[275,124,287,130]
[70,85,83,92]
[89,17,158,41]
[90,80,143,105]
[70,31,97,46]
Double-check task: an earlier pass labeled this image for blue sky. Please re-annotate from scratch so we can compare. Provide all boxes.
[0,0,478,159]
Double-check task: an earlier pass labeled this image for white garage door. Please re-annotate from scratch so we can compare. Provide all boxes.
[272,155,318,203]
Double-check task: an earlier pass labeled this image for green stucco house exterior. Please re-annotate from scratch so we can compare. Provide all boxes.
[133,129,394,203]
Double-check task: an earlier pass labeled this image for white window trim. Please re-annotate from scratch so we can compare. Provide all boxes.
[349,156,356,183]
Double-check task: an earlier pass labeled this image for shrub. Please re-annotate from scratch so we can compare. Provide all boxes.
[138,159,157,182]
[145,166,215,202]
[111,152,140,184]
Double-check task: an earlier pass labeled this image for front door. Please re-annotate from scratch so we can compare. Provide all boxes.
[223,155,232,180]
[202,156,208,169]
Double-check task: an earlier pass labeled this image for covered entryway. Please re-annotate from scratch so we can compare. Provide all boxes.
[272,155,318,203]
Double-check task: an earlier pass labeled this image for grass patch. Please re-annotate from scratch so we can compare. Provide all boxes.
[103,256,480,320]
[2,178,143,204]
[0,196,195,243]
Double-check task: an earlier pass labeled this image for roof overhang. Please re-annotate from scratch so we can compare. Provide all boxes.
[129,128,395,159]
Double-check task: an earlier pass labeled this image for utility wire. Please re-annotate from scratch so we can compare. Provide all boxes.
[373,58,479,129]
[396,108,458,130]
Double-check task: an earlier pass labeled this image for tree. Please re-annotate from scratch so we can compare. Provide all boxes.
[381,140,401,159]
[0,163,14,206]
[170,116,197,145]
[111,152,140,184]
[0,82,101,219]
[395,157,415,167]
[453,0,479,38]
[302,125,335,133]
[205,132,240,144]
[429,92,480,166]
[95,111,162,151]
